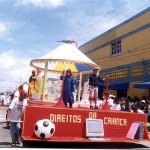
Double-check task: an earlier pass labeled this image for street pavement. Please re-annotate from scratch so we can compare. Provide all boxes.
[0,106,150,149]
[0,106,12,148]
[0,106,23,148]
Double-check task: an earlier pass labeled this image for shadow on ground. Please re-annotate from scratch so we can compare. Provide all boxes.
[0,142,11,148]
[22,141,148,149]
[2,126,10,130]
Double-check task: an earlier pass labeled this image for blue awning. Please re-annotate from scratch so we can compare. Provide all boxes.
[106,82,129,90]
[98,82,129,90]
[133,82,150,89]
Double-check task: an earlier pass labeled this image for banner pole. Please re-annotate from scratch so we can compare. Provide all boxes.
[42,60,48,101]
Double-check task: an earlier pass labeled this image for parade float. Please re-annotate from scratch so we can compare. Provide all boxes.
[22,44,149,148]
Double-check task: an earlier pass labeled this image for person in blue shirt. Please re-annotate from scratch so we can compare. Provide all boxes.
[60,69,74,108]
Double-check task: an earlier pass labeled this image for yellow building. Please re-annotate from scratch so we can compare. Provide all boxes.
[79,8,150,98]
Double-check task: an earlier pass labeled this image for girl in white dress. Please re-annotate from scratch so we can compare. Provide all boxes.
[81,78,90,103]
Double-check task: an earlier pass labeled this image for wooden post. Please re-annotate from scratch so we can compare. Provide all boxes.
[78,72,82,102]
[42,60,48,101]
[105,75,109,103]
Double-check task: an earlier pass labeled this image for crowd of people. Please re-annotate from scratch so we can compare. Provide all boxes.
[101,94,150,113]
[79,67,150,123]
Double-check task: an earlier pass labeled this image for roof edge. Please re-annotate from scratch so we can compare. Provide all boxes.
[79,7,150,49]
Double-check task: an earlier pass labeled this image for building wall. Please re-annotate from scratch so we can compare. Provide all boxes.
[83,23,150,70]
[128,82,149,98]
[79,8,150,98]
[80,8,150,54]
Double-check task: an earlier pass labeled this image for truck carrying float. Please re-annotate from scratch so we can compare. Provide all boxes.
[22,44,150,148]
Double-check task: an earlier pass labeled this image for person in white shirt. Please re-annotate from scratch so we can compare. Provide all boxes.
[110,98,121,111]
[107,98,114,106]
[131,105,144,114]
[7,90,28,146]
[102,93,114,106]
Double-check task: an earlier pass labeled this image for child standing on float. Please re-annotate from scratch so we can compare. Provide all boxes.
[60,69,74,108]
[89,67,104,109]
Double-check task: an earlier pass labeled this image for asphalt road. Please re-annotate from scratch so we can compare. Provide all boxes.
[0,106,13,148]
[0,106,150,149]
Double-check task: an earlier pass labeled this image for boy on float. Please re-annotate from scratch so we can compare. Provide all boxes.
[89,67,104,109]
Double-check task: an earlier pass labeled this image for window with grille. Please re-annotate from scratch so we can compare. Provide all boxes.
[112,41,121,56]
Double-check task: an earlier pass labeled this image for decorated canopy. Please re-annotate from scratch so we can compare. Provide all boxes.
[30,44,100,102]
[30,44,100,74]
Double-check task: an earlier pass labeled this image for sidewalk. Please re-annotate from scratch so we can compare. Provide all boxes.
[0,105,9,107]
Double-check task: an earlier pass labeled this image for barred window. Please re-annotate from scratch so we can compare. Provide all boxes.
[112,41,121,56]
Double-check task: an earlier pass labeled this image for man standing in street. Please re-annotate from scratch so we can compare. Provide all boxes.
[7,90,28,146]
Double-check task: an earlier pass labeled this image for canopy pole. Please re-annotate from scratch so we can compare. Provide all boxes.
[78,72,82,102]
[42,60,48,101]
[102,75,110,110]
[54,64,68,107]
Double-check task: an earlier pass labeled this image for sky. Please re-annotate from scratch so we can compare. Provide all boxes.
[0,0,150,92]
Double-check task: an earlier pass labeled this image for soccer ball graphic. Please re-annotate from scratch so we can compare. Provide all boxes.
[34,119,55,139]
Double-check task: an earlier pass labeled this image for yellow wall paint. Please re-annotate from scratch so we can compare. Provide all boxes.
[116,12,150,37]
[85,28,150,70]
[128,82,149,98]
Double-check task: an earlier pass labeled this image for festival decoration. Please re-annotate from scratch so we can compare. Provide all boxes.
[34,119,55,139]
[30,44,100,103]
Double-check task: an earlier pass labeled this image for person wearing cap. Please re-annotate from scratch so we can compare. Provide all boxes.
[14,85,24,97]
[89,67,104,109]
[28,70,37,99]
[60,69,74,108]
[7,90,28,146]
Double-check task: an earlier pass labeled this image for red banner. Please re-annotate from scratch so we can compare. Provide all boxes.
[22,105,147,142]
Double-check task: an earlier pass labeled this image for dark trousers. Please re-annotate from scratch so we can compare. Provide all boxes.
[64,100,72,108]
